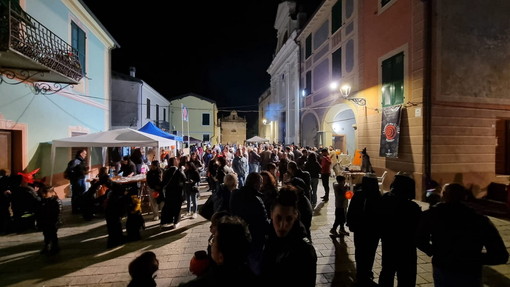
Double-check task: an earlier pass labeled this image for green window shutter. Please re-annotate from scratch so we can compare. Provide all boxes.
[71,21,86,75]
[381,52,404,107]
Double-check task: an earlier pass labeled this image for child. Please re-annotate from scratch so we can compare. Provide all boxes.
[36,185,63,255]
[189,210,230,277]
[128,251,159,287]
[331,175,349,236]
[126,188,145,242]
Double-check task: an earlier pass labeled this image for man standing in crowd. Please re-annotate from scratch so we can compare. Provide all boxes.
[67,149,88,214]
[416,183,509,287]
[320,148,332,201]
[232,149,248,187]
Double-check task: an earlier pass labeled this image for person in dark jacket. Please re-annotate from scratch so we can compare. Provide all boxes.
[120,156,136,177]
[288,178,314,241]
[184,161,201,218]
[229,172,270,276]
[213,173,237,213]
[68,149,88,214]
[346,173,381,287]
[82,167,111,221]
[130,148,144,175]
[259,170,278,218]
[416,183,509,287]
[304,151,321,207]
[146,160,163,221]
[377,173,422,287]
[261,186,317,287]
[0,169,12,233]
[11,171,40,232]
[287,161,312,201]
[104,183,127,248]
[160,157,186,229]
[248,147,261,174]
[179,215,258,287]
[36,185,62,255]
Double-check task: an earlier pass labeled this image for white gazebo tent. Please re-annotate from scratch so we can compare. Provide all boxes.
[50,128,176,185]
[246,135,269,143]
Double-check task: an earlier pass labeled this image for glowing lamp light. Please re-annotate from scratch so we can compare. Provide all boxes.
[329,81,339,91]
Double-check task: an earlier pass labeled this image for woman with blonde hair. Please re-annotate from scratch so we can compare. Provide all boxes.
[213,173,238,213]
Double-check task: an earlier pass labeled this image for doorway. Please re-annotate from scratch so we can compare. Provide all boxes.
[332,135,346,152]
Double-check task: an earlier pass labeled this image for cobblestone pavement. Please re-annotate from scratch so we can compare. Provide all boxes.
[1,180,510,287]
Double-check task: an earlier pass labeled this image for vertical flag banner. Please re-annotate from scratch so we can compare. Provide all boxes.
[379,105,402,158]
[182,104,189,122]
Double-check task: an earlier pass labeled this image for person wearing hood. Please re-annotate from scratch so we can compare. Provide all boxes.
[377,173,422,287]
[261,186,317,287]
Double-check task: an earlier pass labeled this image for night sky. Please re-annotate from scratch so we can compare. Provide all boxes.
[81,0,322,130]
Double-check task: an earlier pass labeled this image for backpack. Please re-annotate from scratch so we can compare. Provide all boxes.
[63,160,75,180]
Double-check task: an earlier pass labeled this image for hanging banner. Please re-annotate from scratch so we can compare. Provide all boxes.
[379,105,402,158]
[182,103,189,122]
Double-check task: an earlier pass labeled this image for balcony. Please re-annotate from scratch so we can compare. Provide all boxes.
[154,120,170,131]
[0,1,83,84]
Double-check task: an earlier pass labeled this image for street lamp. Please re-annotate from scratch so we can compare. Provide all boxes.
[330,82,366,106]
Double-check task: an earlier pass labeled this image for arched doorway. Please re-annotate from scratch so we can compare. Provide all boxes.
[331,109,356,156]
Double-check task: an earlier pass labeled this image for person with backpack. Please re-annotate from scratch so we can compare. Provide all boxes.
[65,149,88,214]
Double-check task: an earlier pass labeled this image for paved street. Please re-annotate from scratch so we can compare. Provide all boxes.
[1,180,510,287]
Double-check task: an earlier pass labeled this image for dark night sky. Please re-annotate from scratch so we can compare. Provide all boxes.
[81,0,322,129]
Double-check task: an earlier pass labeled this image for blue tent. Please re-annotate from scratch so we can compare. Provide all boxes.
[139,121,183,142]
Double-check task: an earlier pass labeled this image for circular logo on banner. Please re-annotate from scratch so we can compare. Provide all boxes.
[383,123,398,142]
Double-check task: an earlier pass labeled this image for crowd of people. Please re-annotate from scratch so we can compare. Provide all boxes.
[1,141,508,286]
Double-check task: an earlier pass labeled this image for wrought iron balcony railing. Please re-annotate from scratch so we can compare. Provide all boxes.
[0,1,83,84]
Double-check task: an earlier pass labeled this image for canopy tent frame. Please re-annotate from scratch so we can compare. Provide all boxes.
[49,128,176,185]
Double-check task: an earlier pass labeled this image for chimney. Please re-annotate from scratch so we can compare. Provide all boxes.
[129,66,136,77]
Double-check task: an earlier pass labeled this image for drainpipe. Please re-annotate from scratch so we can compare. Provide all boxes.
[422,0,432,185]
[297,39,302,147]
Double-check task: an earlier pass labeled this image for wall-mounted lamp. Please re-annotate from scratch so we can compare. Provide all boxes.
[330,82,366,106]
[262,118,271,125]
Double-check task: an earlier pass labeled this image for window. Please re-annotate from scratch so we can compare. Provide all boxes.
[305,35,312,59]
[71,22,86,75]
[202,113,210,125]
[332,48,342,80]
[163,108,166,122]
[156,104,159,121]
[305,71,312,96]
[203,134,210,142]
[381,52,404,107]
[146,99,151,118]
[496,119,510,174]
[331,1,342,33]
[381,0,392,7]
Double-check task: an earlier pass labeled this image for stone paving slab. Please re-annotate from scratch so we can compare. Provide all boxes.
[0,181,509,286]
